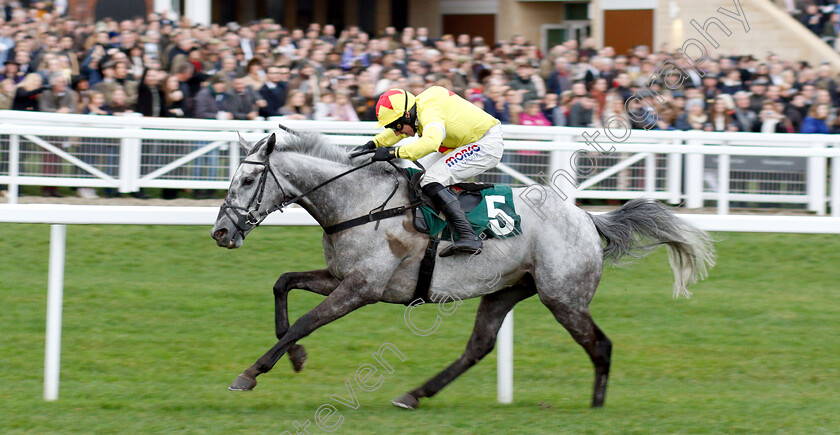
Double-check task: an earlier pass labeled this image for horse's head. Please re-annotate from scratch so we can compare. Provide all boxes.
[211,132,282,249]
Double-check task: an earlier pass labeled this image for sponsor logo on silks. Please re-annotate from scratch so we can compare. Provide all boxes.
[445,144,481,168]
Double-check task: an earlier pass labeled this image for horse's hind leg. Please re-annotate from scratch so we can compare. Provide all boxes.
[542,300,612,407]
[272,269,340,372]
[392,281,536,410]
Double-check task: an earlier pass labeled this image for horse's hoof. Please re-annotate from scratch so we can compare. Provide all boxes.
[228,374,257,391]
[289,344,308,373]
[391,393,419,410]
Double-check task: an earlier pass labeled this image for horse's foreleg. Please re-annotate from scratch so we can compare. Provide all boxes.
[230,273,377,391]
[392,282,536,409]
[273,269,340,372]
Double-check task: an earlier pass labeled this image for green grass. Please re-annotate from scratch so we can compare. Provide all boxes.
[1,225,839,434]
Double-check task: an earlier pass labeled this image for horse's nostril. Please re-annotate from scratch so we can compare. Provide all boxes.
[214,228,228,239]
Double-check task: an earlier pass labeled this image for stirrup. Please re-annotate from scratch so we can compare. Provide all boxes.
[439,240,483,257]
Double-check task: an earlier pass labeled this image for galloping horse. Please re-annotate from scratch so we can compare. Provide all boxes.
[210,131,714,409]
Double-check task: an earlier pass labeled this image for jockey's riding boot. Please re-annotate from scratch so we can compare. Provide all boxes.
[424,183,483,257]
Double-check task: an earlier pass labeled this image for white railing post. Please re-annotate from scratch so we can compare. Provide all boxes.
[44,224,66,401]
[831,145,840,217]
[717,154,730,215]
[808,142,827,215]
[8,134,20,204]
[551,134,576,205]
[685,140,704,209]
[119,136,142,193]
[228,138,240,180]
[645,153,656,195]
[497,310,513,404]
[667,139,682,205]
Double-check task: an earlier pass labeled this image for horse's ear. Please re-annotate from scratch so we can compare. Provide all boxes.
[237,132,253,154]
[265,133,276,155]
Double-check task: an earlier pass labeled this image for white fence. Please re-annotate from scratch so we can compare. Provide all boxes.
[2,111,840,216]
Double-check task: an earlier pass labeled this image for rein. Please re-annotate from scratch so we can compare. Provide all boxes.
[324,161,425,235]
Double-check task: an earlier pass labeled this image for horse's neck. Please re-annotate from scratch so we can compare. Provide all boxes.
[282,155,404,228]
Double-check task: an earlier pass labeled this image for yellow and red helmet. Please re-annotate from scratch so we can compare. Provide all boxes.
[375,89,416,129]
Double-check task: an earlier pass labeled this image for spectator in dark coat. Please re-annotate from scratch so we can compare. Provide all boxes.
[567,96,595,127]
[258,65,289,118]
[784,93,809,132]
[801,4,824,35]
[172,63,201,118]
[732,92,759,132]
[0,60,23,83]
[163,74,187,118]
[545,58,572,95]
[194,73,233,119]
[12,73,46,111]
[482,84,506,121]
[136,68,167,117]
[228,75,261,120]
[508,61,539,102]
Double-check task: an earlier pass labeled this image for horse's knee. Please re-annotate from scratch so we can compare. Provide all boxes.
[273,273,294,296]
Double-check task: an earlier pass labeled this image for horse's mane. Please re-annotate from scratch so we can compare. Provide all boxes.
[267,131,392,176]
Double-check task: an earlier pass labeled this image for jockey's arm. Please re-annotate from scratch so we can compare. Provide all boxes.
[371,129,405,148]
[395,121,444,161]
[371,104,446,161]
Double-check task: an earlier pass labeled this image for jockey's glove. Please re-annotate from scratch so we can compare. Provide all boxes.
[357,140,376,153]
[349,140,377,158]
[372,146,399,161]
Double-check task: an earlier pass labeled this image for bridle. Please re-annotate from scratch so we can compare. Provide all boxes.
[220,151,378,241]
[220,124,422,241]
[219,155,282,240]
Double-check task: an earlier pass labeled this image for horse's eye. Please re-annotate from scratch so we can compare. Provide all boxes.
[243,177,255,186]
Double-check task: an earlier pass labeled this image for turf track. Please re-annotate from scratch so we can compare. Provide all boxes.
[1,224,838,434]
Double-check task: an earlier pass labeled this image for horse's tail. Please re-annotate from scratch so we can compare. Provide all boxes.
[588,198,715,299]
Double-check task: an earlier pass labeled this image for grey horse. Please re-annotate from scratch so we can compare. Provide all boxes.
[210,131,715,409]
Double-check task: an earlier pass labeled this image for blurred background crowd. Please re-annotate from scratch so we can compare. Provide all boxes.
[2,1,840,137]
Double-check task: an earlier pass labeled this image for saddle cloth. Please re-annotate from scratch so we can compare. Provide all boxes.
[404,168,523,240]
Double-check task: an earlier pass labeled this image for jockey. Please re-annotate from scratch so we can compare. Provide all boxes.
[359,86,504,257]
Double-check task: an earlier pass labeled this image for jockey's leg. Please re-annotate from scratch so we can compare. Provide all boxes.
[423,182,483,257]
[420,124,504,257]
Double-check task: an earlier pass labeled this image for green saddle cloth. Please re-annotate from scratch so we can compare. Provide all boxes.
[408,171,523,240]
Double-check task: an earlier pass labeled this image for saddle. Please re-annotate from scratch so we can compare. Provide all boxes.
[404,168,493,235]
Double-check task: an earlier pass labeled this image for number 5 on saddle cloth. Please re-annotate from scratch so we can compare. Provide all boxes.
[405,168,523,241]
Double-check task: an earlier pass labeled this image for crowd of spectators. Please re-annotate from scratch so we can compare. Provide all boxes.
[3,1,840,137]
[4,1,840,198]
[783,0,840,46]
